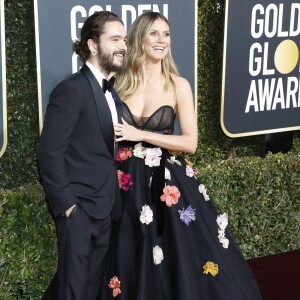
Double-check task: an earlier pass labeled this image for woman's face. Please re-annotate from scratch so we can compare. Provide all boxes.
[143,18,170,62]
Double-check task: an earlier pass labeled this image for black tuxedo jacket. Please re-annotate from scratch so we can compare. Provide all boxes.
[38,64,121,219]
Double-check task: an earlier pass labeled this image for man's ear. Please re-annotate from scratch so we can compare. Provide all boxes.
[87,39,98,55]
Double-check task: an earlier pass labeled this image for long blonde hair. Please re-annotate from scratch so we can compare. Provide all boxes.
[116,12,179,99]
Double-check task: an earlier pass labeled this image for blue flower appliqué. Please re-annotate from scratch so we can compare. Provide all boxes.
[178,205,196,226]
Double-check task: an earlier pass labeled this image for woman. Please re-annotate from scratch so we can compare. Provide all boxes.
[100,12,262,300]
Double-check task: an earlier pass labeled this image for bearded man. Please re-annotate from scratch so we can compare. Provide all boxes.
[38,11,127,300]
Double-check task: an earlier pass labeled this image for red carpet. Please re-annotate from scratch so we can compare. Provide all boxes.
[247,249,300,300]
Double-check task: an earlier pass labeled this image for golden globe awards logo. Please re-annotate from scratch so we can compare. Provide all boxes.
[221,0,300,137]
[246,3,300,113]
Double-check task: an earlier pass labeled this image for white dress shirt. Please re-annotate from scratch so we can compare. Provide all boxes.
[85,61,118,124]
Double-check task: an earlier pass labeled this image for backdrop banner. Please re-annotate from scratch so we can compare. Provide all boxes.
[0,0,7,158]
[34,0,197,131]
[222,0,300,137]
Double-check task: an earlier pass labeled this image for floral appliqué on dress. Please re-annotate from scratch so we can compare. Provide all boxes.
[203,261,219,276]
[117,170,133,191]
[178,205,196,226]
[167,155,181,166]
[160,185,181,207]
[140,205,153,225]
[133,142,162,167]
[153,245,164,265]
[116,147,132,162]
[199,184,210,201]
[108,276,121,297]
[185,159,199,178]
[216,213,229,249]
[186,165,198,178]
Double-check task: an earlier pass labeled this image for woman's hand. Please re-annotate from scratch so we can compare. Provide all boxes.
[114,118,144,142]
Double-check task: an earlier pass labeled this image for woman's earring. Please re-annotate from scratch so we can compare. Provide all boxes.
[92,51,97,56]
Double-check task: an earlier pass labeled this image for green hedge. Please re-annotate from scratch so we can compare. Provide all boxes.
[1,152,299,298]
[1,1,39,189]
[199,152,300,257]
[0,187,56,299]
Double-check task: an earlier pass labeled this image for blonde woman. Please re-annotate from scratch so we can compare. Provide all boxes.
[100,12,262,300]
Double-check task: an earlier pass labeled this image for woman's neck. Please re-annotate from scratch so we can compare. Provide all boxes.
[141,60,163,85]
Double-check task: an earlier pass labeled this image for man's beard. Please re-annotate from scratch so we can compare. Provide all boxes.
[97,46,125,74]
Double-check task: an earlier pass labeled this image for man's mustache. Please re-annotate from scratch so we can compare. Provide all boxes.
[113,50,126,56]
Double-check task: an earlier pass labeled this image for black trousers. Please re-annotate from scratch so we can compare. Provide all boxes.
[42,204,111,300]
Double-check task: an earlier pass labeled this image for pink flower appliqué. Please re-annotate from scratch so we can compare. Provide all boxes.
[160,185,181,207]
[116,147,132,162]
[117,170,133,191]
[186,165,198,177]
[108,276,121,297]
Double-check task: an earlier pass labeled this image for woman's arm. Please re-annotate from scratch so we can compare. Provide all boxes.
[114,77,198,154]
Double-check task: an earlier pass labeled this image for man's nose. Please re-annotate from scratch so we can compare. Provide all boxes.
[120,40,127,50]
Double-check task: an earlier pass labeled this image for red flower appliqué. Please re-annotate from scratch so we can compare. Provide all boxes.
[160,185,181,207]
[116,147,133,162]
[117,170,133,191]
[108,276,121,297]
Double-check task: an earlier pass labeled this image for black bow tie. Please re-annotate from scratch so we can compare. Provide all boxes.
[102,77,115,94]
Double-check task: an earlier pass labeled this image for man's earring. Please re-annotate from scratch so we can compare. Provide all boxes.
[92,51,97,56]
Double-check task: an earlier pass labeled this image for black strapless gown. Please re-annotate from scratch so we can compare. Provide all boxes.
[99,103,262,300]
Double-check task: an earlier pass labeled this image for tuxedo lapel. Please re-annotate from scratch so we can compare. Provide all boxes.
[80,64,114,158]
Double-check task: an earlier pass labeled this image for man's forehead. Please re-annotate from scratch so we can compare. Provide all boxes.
[103,21,124,34]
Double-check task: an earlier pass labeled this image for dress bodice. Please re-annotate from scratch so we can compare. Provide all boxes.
[122,102,175,135]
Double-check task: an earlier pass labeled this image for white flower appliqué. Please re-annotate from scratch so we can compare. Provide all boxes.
[133,143,162,167]
[149,176,152,188]
[218,229,229,249]
[216,213,229,249]
[140,205,153,225]
[167,156,181,166]
[133,142,147,159]
[165,167,171,180]
[153,245,164,265]
[199,184,210,201]
[216,213,228,230]
[186,165,195,177]
[145,148,162,167]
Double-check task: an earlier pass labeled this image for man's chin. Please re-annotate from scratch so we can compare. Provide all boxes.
[109,64,124,74]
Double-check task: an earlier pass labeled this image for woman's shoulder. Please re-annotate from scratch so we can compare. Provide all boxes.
[171,75,192,98]
[172,75,191,89]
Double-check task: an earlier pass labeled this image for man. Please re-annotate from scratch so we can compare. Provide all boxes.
[38,11,127,300]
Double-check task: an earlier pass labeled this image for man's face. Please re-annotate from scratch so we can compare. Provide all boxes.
[97,21,127,74]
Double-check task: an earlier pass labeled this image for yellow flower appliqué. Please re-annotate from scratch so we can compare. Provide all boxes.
[184,158,194,168]
[203,261,219,276]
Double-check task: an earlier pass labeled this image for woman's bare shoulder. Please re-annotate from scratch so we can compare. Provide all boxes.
[172,75,191,91]
[172,75,193,101]
[172,74,190,85]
